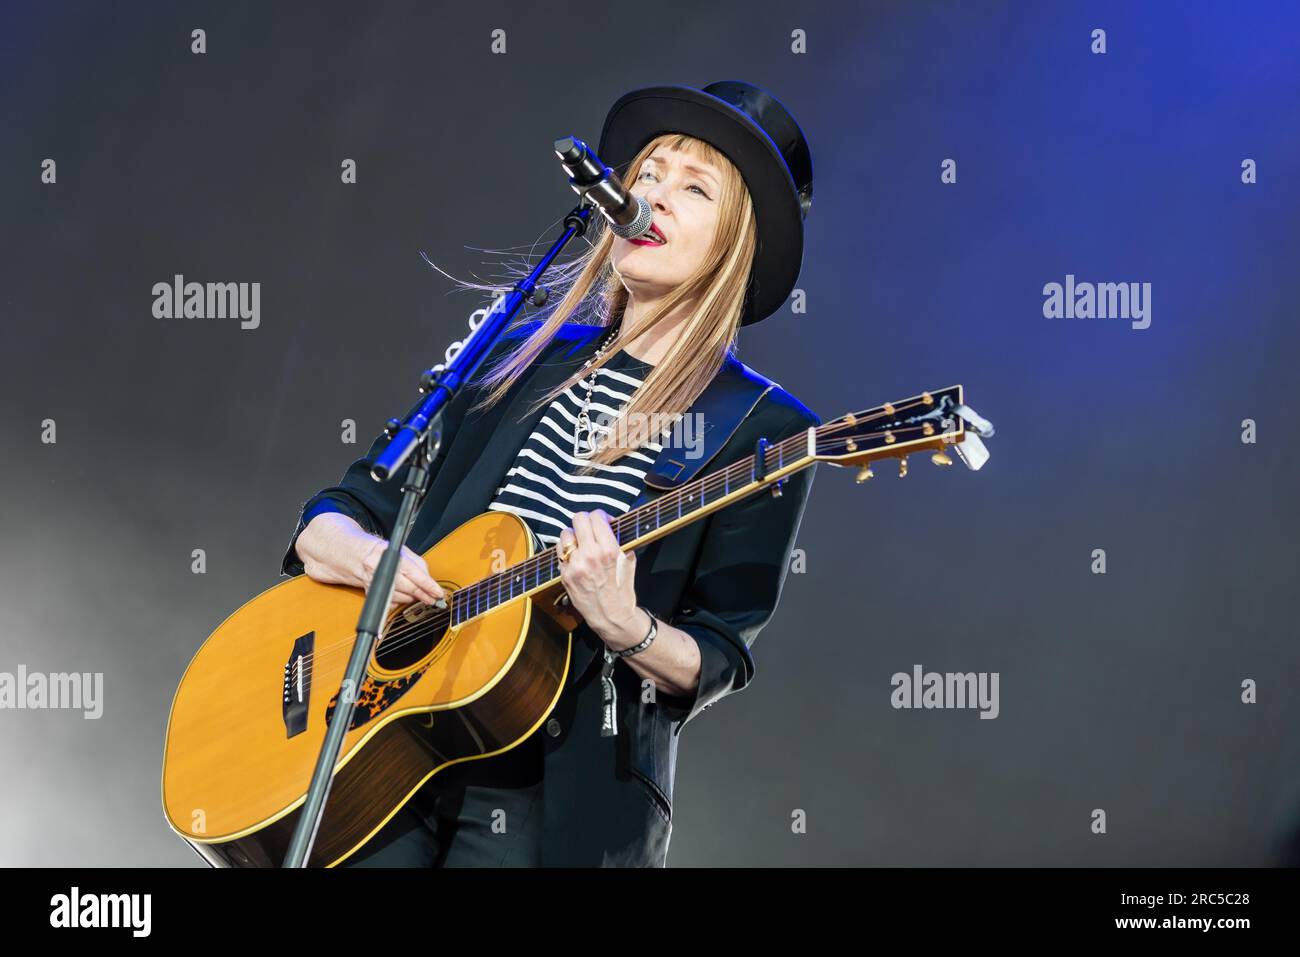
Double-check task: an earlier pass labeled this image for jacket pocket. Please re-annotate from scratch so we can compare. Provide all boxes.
[615,665,675,824]
[626,765,673,825]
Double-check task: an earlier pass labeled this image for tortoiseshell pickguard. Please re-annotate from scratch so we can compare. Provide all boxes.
[324,663,433,731]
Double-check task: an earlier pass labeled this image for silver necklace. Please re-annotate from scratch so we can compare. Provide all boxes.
[573,328,620,458]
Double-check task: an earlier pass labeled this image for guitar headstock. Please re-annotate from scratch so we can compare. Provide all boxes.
[812,385,994,480]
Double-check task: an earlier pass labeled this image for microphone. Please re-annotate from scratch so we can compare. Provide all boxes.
[554,136,654,240]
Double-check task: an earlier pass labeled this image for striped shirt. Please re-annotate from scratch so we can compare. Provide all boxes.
[488,348,667,546]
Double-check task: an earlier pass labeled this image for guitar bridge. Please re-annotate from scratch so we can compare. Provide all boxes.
[282,631,314,738]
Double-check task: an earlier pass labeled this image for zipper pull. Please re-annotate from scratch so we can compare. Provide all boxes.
[599,648,618,737]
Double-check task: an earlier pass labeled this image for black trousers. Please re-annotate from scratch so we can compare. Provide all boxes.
[342,730,545,868]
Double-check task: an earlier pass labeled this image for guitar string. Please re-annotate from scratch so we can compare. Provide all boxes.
[285,409,941,689]
[283,405,943,684]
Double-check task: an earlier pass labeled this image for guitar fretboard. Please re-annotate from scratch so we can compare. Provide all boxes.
[448,426,813,625]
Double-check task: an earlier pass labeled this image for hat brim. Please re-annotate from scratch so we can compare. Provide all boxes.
[598,85,804,326]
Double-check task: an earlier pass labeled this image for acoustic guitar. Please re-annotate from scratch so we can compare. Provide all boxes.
[161,385,991,866]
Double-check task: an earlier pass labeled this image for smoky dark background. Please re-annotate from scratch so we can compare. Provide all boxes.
[2,0,1298,866]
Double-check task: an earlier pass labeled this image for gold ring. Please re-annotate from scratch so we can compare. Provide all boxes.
[558,538,576,563]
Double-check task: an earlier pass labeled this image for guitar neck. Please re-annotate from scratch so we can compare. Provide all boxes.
[448,426,817,625]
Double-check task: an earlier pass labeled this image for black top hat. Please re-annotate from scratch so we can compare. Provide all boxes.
[598,80,814,327]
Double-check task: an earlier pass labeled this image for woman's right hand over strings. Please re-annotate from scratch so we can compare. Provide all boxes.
[295,511,447,611]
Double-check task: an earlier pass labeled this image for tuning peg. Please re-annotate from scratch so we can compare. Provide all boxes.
[898,457,908,478]
[931,449,954,467]
[855,465,874,483]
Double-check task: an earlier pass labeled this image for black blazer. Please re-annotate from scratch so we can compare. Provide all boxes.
[280,321,820,866]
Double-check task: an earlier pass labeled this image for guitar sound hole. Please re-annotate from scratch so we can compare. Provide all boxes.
[374,604,448,671]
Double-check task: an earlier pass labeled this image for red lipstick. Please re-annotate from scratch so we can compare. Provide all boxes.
[628,223,667,246]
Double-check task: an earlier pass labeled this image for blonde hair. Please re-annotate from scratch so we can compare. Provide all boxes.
[435,132,758,475]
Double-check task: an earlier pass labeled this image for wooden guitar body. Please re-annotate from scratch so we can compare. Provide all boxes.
[161,511,574,867]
